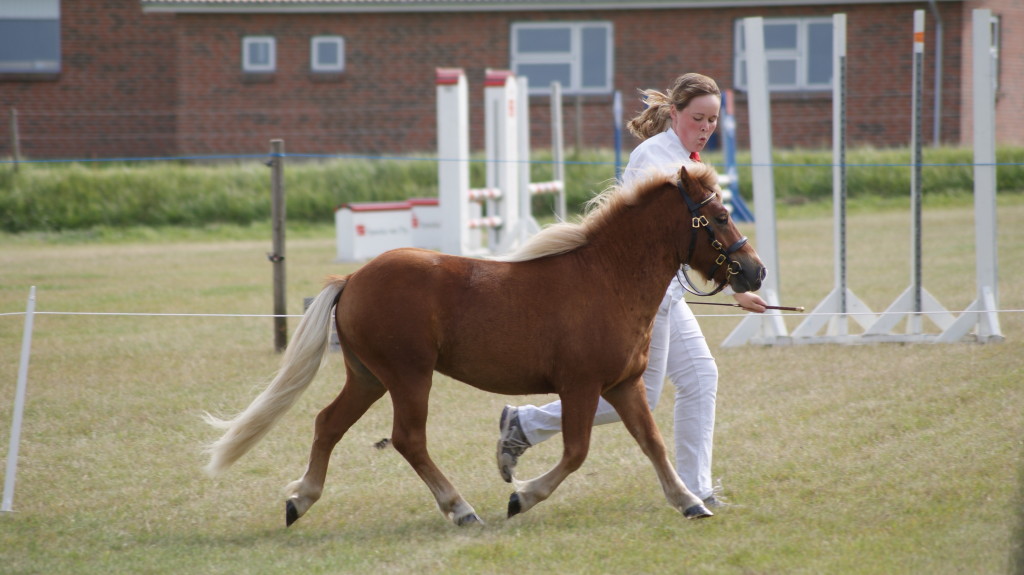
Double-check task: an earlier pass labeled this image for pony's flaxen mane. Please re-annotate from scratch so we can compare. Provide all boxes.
[497,163,720,263]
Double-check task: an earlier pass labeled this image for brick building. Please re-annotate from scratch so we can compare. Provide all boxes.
[0,0,1019,160]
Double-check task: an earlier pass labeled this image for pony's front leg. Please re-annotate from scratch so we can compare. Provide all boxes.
[285,375,386,527]
[601,379,712,519]
[508,389,600,517]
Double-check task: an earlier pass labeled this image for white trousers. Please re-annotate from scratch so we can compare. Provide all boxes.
[516,281,719,499]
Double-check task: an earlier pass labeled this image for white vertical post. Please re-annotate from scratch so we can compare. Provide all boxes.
[833,13,850,333]
[909,9,926,334]
[3,286,36,513]
[938,9,1003,343]
[722,17,789,347]
[509,75,542,246]
[791,13,876,343]
[969,9,1001,338]
[436,68,476,256]
[550,81,566,220]
[517,76,532,239]
[484,69,519,251]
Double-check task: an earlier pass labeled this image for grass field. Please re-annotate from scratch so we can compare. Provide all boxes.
[1,195,1023,574]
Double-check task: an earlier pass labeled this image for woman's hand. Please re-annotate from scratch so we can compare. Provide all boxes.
[733,291,767,313]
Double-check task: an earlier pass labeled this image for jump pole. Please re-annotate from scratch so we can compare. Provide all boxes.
[508,77,568,248]
[613,90,623,181]
[936,8,1003,343]
[722,16,789,347]
[484,69,520,253]
[791,13,876,343]
[863,10,955,341]
[720,89,754,223]
[437,68,484,256]
[513,75,542,245]
[498,73,568,253]
[550,81,567,221]
[437,68,560,256]
[503,74,540,250]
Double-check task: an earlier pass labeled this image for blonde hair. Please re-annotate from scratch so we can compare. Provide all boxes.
[626,73,721,141]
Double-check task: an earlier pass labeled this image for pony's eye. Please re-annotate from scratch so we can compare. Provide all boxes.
[715,215,730,225]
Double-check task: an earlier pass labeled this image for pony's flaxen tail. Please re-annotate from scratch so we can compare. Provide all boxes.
[203,275,348,475]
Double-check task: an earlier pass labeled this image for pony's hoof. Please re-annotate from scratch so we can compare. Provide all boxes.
[683,503,714,519]
[285,500,300,527]
[507,493,522,518]
[456,513,484,526]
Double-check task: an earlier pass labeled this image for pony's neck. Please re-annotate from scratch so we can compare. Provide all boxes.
[582,181,687,304]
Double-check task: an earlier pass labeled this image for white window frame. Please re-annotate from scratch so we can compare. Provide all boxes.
[243,36,276,73]
[734,17,833,92]
[311,35,345,73]
[510,21,613,95]
[0,0,61,74]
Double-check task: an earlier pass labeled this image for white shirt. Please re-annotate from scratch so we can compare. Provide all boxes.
[621,129,696,187]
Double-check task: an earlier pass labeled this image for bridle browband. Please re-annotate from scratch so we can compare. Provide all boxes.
[675,178,748,297]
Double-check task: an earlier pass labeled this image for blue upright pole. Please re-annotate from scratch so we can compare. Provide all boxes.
[613,90,623,181]
[722,89,754,222]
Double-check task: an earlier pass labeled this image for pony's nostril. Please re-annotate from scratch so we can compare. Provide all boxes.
[758,267,767,282]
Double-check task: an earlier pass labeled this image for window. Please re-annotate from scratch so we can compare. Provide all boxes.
[734,18,833,92]
[511,22,613,95]
[0,0,60,74]
[243,36,276,73]
[311,36,345,73]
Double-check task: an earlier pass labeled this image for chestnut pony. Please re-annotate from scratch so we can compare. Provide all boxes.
[204,164,765,526]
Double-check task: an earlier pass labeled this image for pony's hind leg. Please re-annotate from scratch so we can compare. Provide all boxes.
[284,371,386,527]
[387,376,483,526]
[601,378,712,519]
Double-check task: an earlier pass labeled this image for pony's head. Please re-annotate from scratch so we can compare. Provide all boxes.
[674,164,765,295]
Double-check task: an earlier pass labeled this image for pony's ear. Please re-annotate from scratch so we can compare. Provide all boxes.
[676,165,693,191]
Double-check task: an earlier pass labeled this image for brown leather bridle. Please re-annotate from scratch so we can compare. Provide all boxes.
[675,179,749,297]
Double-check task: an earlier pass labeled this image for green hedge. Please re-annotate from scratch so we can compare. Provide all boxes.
[1,147,1021,232]
[736,146,1024,205]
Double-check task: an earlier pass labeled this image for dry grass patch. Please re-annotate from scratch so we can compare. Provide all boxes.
[1,197,1022,574]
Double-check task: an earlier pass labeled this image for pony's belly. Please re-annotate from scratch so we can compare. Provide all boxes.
[434,362,556,396]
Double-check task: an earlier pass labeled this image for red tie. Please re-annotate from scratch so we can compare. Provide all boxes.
[689,151,701,162]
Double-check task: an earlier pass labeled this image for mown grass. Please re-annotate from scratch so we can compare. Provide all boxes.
[2,146,1022,232]
[0,193,1022,574]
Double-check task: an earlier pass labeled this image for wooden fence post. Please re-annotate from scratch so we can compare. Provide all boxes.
[9,109,20,172]
[269,139,287,353]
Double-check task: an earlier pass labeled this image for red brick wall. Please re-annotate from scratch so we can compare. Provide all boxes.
[1,2,1016,160]
[169,4,971,157]
[961,0,1024,146]
[0,0,176,159]
[173,12,515,155]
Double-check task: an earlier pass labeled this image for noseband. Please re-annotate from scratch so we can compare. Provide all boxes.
[675,179,748,297]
